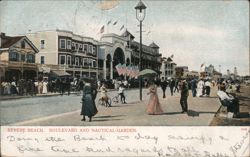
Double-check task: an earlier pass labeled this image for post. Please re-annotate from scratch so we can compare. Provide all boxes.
[139,21,142,101]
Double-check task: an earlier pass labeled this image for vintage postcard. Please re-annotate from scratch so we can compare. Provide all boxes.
[0,0,249,156]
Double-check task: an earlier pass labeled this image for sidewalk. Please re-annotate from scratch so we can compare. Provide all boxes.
[0,92,67,101]
[12,87,222,126]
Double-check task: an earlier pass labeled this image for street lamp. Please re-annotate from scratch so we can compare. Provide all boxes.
[135,0,146,101]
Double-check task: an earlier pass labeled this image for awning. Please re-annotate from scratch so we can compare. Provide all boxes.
[51,70,71,77]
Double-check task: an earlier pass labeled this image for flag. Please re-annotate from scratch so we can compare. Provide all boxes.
[121,64,127,75]
[107,20,112,25]
[115,63,122,76]
[134,66,140,78]
[201,62,205,68]
[126,65,132,77]
[120,25,124,31]
[99,25,104,34]
[113,20,118,25]
[170,54,174,58]
[131,66,137,78]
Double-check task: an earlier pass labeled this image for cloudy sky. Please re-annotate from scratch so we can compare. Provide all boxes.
[0,0,249,75]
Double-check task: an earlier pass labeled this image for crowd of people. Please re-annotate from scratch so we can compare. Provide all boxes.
[1,75,242,121]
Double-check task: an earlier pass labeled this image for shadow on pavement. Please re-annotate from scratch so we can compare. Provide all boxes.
[161,112,183,115]
[95,115,125,118]
[92,119,123,122]
[236,112,250,118]
[110,105,131,107]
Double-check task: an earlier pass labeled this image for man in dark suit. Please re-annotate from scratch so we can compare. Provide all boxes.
[180,79,189,113]
[160,77,168,98]
[169,79,175,96]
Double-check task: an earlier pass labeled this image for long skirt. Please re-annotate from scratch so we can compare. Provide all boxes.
[197,88,203,97]
[146,93,163,115]
[81,94,98,117]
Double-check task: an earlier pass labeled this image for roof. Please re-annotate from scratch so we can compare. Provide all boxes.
[167,57,173,62]
[121,30,135,40]
[149,42,159,48]
[1,36,23,48]
[1,35,39,53]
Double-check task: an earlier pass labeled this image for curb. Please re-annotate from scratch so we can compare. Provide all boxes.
[0,92,78,101]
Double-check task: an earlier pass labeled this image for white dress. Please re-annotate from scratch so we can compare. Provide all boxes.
[197,80,204,97]
[42,81,48,94]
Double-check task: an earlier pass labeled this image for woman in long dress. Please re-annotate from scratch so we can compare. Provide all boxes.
[197,79,204,97]
[81,80,98,122]
[146,82,163,115]
[42,79,48,94]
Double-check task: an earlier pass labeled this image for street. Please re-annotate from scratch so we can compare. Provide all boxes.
[1,87,221,126]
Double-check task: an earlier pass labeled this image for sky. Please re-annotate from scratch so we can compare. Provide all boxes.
[0,0,249,76]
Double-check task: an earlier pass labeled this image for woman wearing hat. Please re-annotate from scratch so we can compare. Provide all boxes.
[80,79,98,122]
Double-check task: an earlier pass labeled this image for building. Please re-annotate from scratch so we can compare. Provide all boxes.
[185,70,199,79]
[160,57,176,79]
[0,33,39,81]
[175,66,188,78]
[201,64,222,80]
[98,30,162,80]
[27,30,99,78]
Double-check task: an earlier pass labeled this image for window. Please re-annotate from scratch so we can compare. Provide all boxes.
[88,59,92,67]
[27,54,35,63]
[93,46,96,55]
[67,40,71,49]
[75,43,78,50]
[83,58,88,66]
[93,60,96,67]
[83,44,88,53]
[88,45,92,53]
[67,56,71,65]
[21,54,26,61]
[41,56,45,64]
[59,39,66,49]
[79,44,83,51]
[41,40,45,49]
[75,57,79,66]
[21,41,25,49]
[9,51,19,61]
[72,42,75,50]
[60,55,66,65]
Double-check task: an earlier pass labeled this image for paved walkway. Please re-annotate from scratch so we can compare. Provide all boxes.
[12,87,221,126]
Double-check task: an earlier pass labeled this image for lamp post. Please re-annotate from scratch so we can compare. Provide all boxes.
[135,0,146,101]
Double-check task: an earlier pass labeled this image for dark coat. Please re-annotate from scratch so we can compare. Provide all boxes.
[181,82,189,97]
[160,80,168,90]
[81,83,98,116]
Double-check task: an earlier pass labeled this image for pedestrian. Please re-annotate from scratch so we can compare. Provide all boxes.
[118,84,126,103]
[66,77,71,95]
[42,78,48,94]
[146,81,163,115]
[197,79,204,97]
[160,77,168,98]
[99,83,111,107]
[190,78,197,97]
[204,80,211,97]
[38,81,43,94]
[174,79,179,93]
[169,79,175,96]
[180,79,189,113]
[80,79,98,122]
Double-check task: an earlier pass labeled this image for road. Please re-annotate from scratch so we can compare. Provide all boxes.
[1,87,221,126]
